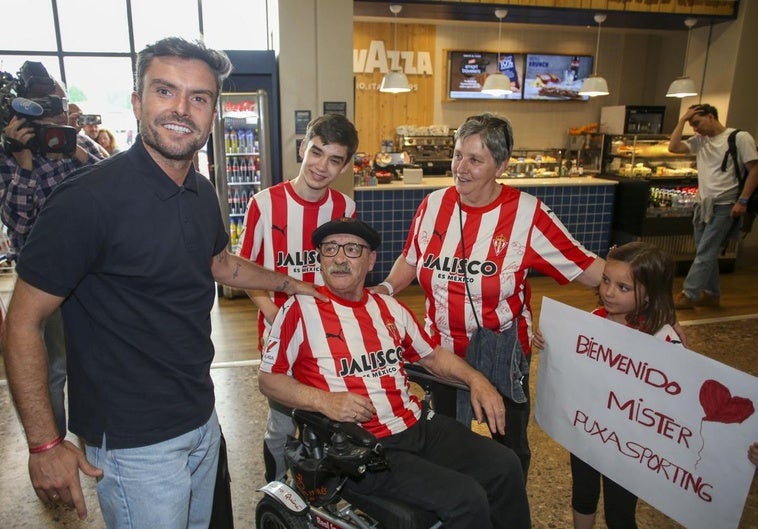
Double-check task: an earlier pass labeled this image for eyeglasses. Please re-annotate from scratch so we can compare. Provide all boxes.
[318,241,370,258]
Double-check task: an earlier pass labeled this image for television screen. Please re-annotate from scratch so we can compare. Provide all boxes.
[447,51,524,100]
[522,54,594,101]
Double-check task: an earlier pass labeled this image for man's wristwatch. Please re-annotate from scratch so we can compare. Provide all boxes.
[738,197,749,206]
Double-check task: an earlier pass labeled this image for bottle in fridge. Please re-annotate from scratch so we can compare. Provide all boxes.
[211,91,273,298]
[212,91,272,247]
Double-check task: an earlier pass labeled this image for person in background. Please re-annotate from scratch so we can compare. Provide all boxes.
[1,36,322,529]
[68,104,109,158]
[668,103,758,309]
[0,78,106,439]
[67,103,84,133]
[374,113,606,478]
[96,127,120,155]
[237,112,358,482]
[81,115,100,141]
[259,217,531,529]
[534,241,681,529]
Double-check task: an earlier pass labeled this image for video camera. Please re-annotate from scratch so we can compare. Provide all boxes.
[0,61,78,156]
[77,114,101,126]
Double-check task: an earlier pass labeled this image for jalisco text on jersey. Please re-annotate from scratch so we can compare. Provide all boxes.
[338,347,403,377]
[422,254,498,276]
[276,250,319,267]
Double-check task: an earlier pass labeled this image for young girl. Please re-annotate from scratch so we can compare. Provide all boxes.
[572,241,680,529]
[536,241,680,529]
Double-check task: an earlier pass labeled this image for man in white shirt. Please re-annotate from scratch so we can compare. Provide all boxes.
[668,104,758,309]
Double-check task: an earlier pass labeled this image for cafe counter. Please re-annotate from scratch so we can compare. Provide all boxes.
[354,176,618,284]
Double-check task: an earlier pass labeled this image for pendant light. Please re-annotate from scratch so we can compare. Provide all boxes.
[666,18,698,98]
[579,13,609,97]
[481,9,512,97]
[380,4,411,94]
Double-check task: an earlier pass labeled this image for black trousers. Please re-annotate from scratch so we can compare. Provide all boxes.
[571,453,638,529]
[431,370,532,478]
[344,411,531,529]
[493,372,532,478]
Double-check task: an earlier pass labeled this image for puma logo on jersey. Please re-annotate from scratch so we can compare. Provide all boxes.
[272,224,286,235]
[326,330,344,342]
[432,229,446,241]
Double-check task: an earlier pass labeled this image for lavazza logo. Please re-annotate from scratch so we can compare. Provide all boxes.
[353,40,433,91]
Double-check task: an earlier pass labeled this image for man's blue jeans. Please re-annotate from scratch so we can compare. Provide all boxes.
[683,204,737,300]
[85,410,220,529]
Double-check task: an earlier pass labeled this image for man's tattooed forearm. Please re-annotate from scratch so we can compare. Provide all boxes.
[275,279,290,293]
[232,262,242,279]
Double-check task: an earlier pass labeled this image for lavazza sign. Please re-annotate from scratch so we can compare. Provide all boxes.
[353,40,433,92]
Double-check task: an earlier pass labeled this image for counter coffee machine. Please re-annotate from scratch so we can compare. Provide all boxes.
[396,132,454,176]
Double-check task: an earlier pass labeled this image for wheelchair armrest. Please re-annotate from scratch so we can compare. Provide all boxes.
[291,409,380,450]
[290,409,387,479]
[404,363,468,392]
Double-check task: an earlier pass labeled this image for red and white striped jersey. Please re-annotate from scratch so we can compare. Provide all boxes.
[238,181,356,348]
[591,308,681,344]
[403,185,597,356]
[260,286,433,438]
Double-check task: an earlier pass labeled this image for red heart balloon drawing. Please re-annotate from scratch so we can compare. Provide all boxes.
[699,379,754,424]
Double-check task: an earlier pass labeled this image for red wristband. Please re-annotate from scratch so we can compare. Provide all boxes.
[29,435,63,454]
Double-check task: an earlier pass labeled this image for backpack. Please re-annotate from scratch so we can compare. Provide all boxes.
[721,129,758,215]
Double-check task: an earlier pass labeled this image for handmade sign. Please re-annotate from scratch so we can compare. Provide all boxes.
[534,297,757,529]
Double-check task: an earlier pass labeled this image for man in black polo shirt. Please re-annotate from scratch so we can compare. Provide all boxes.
[1,37,321,529]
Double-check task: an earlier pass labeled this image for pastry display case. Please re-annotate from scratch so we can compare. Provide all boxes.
[504,148,565,178]
[603,134,736,272]
[603,134,697,179]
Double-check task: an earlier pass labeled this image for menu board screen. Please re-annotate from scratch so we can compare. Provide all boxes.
[522,54,594,101]
[447,50,524,100]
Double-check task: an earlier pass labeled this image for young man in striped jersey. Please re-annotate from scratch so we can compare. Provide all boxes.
[238,113,358,481]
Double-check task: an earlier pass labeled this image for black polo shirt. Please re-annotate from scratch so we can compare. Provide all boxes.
[17,137,229,449]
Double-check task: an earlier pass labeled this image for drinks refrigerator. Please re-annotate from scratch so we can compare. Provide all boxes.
[212,90,273,298]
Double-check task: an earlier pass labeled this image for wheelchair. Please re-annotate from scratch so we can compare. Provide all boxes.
[255,365,464,529]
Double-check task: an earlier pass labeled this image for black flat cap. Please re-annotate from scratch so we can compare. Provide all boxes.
[312,217,381,250]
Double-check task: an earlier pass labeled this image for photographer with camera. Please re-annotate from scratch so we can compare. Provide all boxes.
[68,104,109,158]
[67,102,84,133]
[80,111,100,141]
[0,63,106,439]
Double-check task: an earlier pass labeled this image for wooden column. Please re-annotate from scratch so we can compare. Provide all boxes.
[354,22,436,154]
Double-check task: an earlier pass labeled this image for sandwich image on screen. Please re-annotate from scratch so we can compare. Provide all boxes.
[523,54,593,101]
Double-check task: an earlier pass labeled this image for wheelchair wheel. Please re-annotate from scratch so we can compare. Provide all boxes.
[256,495,310,529]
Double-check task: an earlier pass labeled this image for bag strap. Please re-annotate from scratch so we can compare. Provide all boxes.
[720,129,744,186]
[457,198,482,329]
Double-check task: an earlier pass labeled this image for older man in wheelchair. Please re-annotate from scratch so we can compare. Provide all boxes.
[257,218,530,529]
